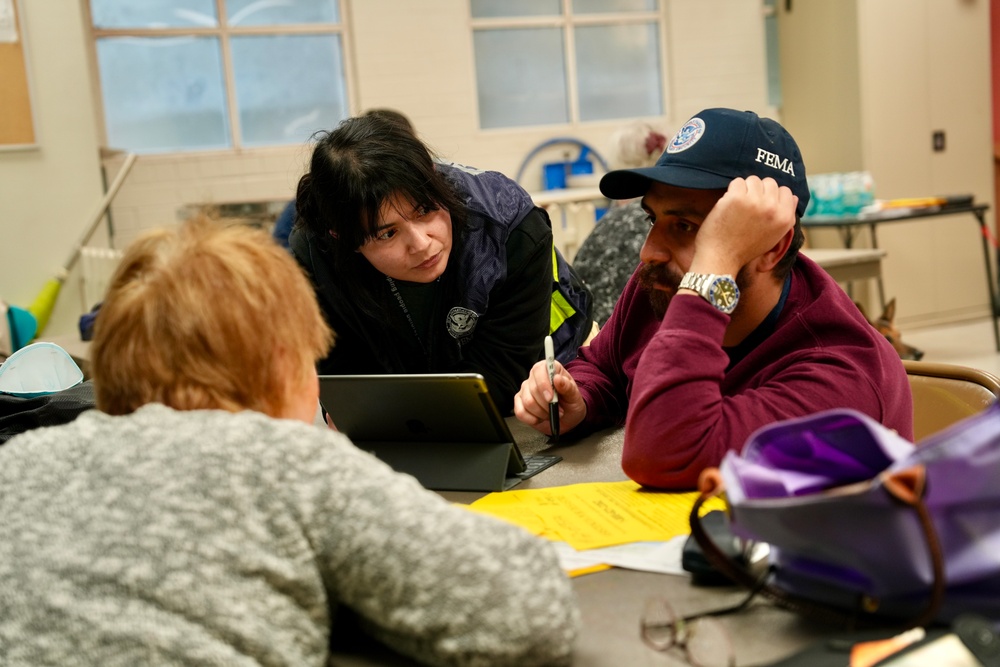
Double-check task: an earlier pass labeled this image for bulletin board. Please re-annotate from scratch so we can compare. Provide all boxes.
[0,0,36,149]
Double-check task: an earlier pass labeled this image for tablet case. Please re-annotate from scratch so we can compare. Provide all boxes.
[319,373,559,492]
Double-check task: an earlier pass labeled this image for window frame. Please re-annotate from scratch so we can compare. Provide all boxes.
[82,0,357,155]
[468,0,669,130]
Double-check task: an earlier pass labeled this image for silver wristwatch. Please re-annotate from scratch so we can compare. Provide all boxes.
[679,272,740,314]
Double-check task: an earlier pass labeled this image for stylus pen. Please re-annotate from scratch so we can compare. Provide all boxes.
[544,335,560,442]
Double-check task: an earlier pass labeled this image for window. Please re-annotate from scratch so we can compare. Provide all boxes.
[762,0,782,108]
[470,0,664,130]
[87,0,351,153]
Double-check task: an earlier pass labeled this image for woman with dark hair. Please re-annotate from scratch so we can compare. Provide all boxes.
[272,108,416,250]
[291,114,591,412]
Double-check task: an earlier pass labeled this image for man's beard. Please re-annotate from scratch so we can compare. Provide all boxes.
[638,263,683,318]
[638,263,750,318]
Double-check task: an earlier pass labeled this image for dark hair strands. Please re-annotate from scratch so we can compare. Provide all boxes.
[294,114,468,320]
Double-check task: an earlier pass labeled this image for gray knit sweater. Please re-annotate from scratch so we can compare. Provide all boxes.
[0,405,578,666]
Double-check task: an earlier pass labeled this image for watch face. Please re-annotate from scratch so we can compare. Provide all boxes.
[710,277,739,313]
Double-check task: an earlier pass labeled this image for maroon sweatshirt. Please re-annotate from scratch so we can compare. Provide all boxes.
[568,255,913,489]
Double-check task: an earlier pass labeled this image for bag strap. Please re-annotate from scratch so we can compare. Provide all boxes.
[881,466,946,627]
[689,466,946,630]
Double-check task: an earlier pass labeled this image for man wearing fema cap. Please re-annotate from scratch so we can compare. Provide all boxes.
[514,108,913,489]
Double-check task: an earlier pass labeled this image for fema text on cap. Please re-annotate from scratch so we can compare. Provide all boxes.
[755,148,795,176]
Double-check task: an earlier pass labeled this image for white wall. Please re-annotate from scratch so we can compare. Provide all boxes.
[4,0,992,338]
[91,0,771,255]
[0,1,104,338]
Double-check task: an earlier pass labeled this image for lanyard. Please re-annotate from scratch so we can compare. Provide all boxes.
[386,275,426,355]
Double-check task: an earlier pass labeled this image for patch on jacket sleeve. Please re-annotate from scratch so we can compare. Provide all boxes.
[446,307,479,343]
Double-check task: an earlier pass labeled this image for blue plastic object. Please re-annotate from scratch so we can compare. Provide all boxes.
[6,305,37,353]
[543,162,570,190]
[516,138,609,191]
[542,149,595,190]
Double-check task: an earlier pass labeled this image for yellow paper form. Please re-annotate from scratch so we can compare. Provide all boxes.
[466,480,726,550]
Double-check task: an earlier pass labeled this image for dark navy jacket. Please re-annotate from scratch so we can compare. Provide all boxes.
[291,162,591,412]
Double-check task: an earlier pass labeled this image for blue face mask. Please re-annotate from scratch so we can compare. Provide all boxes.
[0,342,84,398]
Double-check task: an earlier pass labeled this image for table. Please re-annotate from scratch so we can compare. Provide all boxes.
[329,420,835,667]
[802,203,997,350]
[800,247,886,286]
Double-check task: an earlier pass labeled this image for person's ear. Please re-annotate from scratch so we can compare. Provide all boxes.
[757,227,794,273]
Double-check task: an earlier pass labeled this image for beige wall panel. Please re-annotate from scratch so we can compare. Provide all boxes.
[925,0,994,206]
[856,0,992,328]
[779,0,993,327]
[0,2,104,337]
[777,0,862,175]
[878,217,989,326]
[857,0,932,199]
[665,0,769,122]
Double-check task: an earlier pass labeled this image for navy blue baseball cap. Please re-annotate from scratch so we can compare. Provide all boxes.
[599,108,810,218]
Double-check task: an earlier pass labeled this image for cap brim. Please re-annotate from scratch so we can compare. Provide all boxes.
[599,166,734,200]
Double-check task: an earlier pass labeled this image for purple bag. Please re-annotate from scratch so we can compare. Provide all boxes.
[691,403,1000,627]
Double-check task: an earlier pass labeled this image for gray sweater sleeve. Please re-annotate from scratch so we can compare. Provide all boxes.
[0,406,577,667]
[287,421,580,667]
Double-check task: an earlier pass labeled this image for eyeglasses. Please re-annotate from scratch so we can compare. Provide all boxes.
[641,598,736,667]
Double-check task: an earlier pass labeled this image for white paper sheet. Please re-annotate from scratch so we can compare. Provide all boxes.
[553,536,690,575]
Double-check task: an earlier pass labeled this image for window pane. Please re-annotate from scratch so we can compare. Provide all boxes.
[764,0,782,107]
[96,37,229,152]
[231,35,348,146]
[575,24,662,121]
[226,0,339,26]
[572,0,657,13]
[474,28,568,129]
[90,0,218,29]
[470,0,560,19]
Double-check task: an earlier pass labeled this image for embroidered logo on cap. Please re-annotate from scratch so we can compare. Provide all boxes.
[755,147,796,176]
[446,307,478,341]
[666,118,705,154]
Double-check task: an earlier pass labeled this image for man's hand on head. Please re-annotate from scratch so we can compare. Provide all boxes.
[689,176,798,276]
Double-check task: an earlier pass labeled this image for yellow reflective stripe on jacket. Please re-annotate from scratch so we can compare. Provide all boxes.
[551,291,575,334]
[550,243,577,334]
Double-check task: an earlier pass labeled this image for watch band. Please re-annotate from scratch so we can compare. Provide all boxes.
[679,272,740,314]
[678,272,710,294]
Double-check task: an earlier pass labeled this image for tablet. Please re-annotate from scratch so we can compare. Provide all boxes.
[318,373,560,491]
